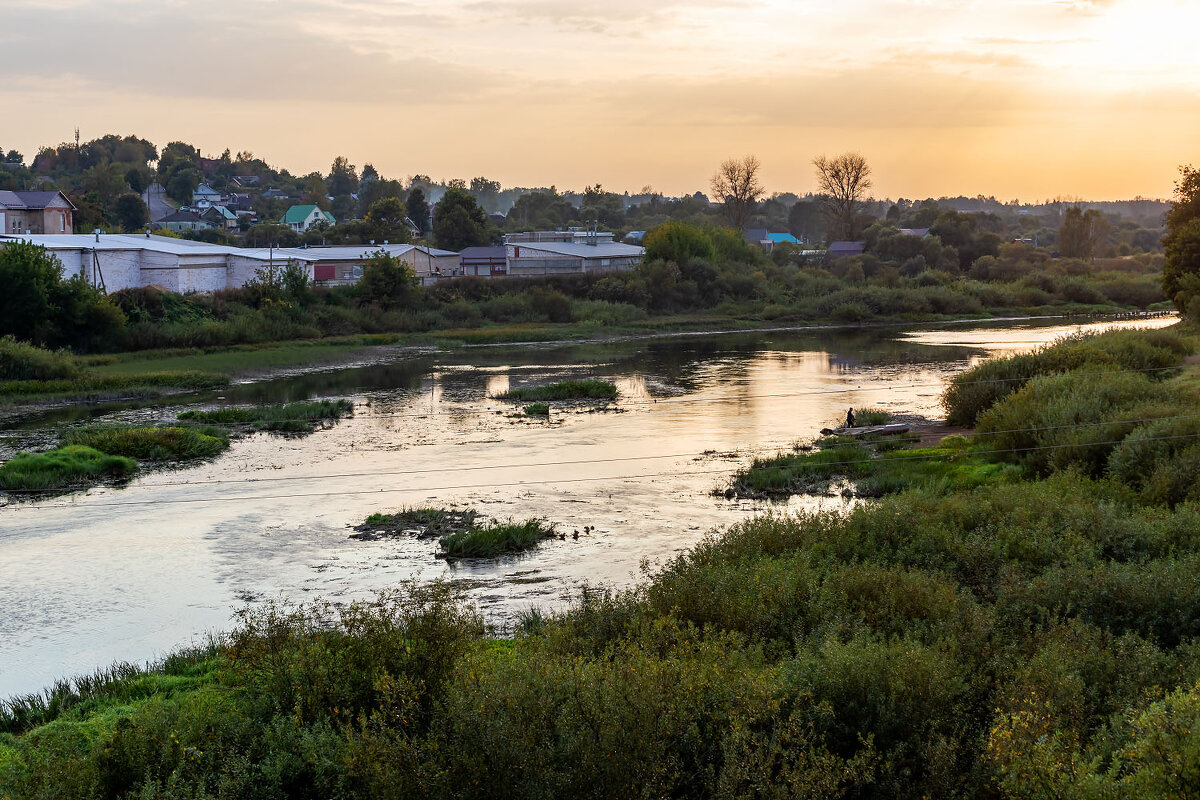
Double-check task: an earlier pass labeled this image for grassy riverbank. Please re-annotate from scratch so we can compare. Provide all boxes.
[4,324,1199,799]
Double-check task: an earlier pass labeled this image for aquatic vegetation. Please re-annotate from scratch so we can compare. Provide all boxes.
[438,519,557,558]
[725,437,1020,499]
[0,445,136,491]
[178,399,354,432]
[523,402,551,417]
[62,425,229,461]
[494,379,618,402]
[352,507,480,540]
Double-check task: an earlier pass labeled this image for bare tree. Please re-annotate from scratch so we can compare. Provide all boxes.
[812,152,872,241]
[710,155,764,231]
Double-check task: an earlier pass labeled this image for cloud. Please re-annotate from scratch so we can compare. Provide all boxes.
[3,1,502,104]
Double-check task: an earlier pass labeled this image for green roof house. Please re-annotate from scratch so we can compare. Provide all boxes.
[282,204,335,232]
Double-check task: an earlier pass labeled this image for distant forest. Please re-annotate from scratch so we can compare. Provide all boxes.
[0,133,1172,257]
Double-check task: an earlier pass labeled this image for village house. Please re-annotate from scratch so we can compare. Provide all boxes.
[827,241,867,259]
[300,244,461,286]
[459,246,507,277]
[282,204,335,232]
[191,184,222,209]
[201,205,239,231]
[156,210,211,233]
[0,190,75,234]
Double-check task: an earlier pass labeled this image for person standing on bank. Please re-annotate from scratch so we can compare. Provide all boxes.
[846,407,856,428]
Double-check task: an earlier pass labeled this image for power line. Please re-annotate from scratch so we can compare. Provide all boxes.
[8,430,1200,511]
[6,409,1200,496]
[0,364,1187,437]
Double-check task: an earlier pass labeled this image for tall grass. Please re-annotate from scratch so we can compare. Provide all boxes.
[0,370,227,402]
[0,335,79,381]
[177,399,354,432]
[0,445,136,490]
[494,379,618,402]
[62,425,229,461]
[439,519,557,558]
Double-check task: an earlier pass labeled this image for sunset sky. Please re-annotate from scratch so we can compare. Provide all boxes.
[4,0,1199,201]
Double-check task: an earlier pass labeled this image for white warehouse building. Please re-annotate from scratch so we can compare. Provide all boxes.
[0,233,318,293]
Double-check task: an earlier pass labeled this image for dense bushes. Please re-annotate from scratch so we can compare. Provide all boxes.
[2,219,1171,360]
[0,336,79,381]
[0,241,126,351]
[943,327,1190,426]
[10,470,1200,798]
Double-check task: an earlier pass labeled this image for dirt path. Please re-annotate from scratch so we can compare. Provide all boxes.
[908,420,974,448]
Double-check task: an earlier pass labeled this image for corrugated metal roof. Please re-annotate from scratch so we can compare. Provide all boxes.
[0,233,317,261]
[509,241,645,258]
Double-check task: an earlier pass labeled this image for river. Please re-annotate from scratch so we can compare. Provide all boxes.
[0,315,1177,698]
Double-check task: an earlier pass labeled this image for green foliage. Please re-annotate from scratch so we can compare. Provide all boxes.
[438,519,557,558]
[942,327,1189,426]
[433,188,494,250]
[357,251,417,309]
[113,193,149,232]
[0,240,63,340]
[523,402,550,417]
[1163,165,1200,314]
[364,196,412,244]
[62,426,229,461]
[0,241,126,351]
[0,445,136,490]
[494,379,618,401]
[177,399,353,432]
[0,336,80,381]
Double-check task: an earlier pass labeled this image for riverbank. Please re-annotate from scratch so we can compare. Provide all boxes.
[1,309,1175,416]
[4,321,1199,799]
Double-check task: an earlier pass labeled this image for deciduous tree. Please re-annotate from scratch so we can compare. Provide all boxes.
[114,194,149,232]
[710,156,764,231]
[812,152,872,241]
[433,189,493,250]
[1057,206,1112,260]
[1163,165,1200,315]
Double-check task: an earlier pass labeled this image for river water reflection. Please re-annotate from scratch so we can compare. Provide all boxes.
[0,315,1177,697]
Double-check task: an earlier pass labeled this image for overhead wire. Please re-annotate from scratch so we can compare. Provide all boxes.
[0,363,1188,437]
[7,429,1200,511]
[5,409,1200,496]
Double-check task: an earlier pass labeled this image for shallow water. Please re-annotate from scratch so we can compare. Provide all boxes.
[0,315,1177,698]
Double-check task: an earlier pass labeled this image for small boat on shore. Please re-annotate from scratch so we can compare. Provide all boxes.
[821,423,911,438]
